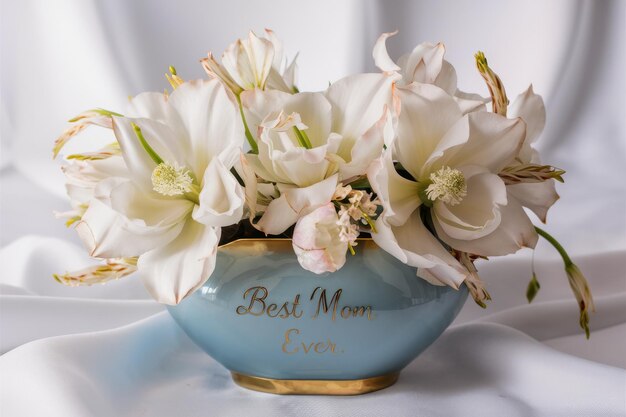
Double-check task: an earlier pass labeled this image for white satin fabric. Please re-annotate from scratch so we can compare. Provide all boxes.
[1,0,625,416]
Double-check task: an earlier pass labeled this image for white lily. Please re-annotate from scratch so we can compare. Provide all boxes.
[373,31,487,114]
[239,73,395,235]
[369,82,534,287]
[73,79,245,304]
[201,29,297,95]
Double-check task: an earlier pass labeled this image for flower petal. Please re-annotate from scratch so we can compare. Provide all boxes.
[394,83,462,180]
[454,90,488,115]
[372,211,468,288]
[434,60,457,95]
[240,88,292,139]
[427,112,526,175]
[167,79,243,174]
[373,31,401,73]
[138,221,220,305]
[402,42,445,85]
[339,107,388,180]
[255,175,338,235]
[292,203,347,274]
[435,195,538,256]
[221,32,274,90]
[507,180,559,223]
[326,73,395,141]
[76,178,192,258]
[126,92,185,136]
[254,193,300,235]
[433,168,507,240]
[367,152,420,226]
[192,152,245,227]
[508,85,546,162]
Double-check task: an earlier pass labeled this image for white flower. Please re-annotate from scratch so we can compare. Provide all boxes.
[201,29,297,95]
[373,31,487,114]
[292,203,348,274]
[369,82,533,285]
[74,79,245,304]
[239,73,395,235]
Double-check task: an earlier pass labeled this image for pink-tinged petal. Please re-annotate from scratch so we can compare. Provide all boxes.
[433,169,507,240]
[112,116,187,191]
[76,178,192,258]
[372,211,468,288]
[508,85,546,162]
[292,203,347,274]
[373,31,401,73]
[167,79,243,174]
[435,196,538,257]
[507,180,559,223]
[139,221,220,305]
[326,73,395,140]
[395,83,463,180]
[192,153,244,227]
[367,152,420,226]
[427,112,526,175]
[255,175,338,235]
[402,42,445,85]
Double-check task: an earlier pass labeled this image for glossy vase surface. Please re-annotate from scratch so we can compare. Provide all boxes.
[167,239,467,395]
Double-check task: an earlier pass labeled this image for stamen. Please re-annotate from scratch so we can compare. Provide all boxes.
[425,166,467,205]
[151,162,193,196]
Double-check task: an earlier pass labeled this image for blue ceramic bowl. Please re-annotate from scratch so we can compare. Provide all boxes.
[168,239,467,395]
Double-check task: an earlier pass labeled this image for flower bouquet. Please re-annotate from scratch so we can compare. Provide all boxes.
[53,30,594,395]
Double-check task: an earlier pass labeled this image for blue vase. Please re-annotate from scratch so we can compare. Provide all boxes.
[167,239,467,395]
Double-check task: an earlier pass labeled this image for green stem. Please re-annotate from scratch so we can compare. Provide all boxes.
[236,94,258,154]
[292,126,313,149]
[534,226,573,266]
[360,210,377,233]
[131,123,163,165]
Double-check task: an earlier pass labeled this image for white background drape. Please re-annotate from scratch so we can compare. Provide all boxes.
[1,1,625,416]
